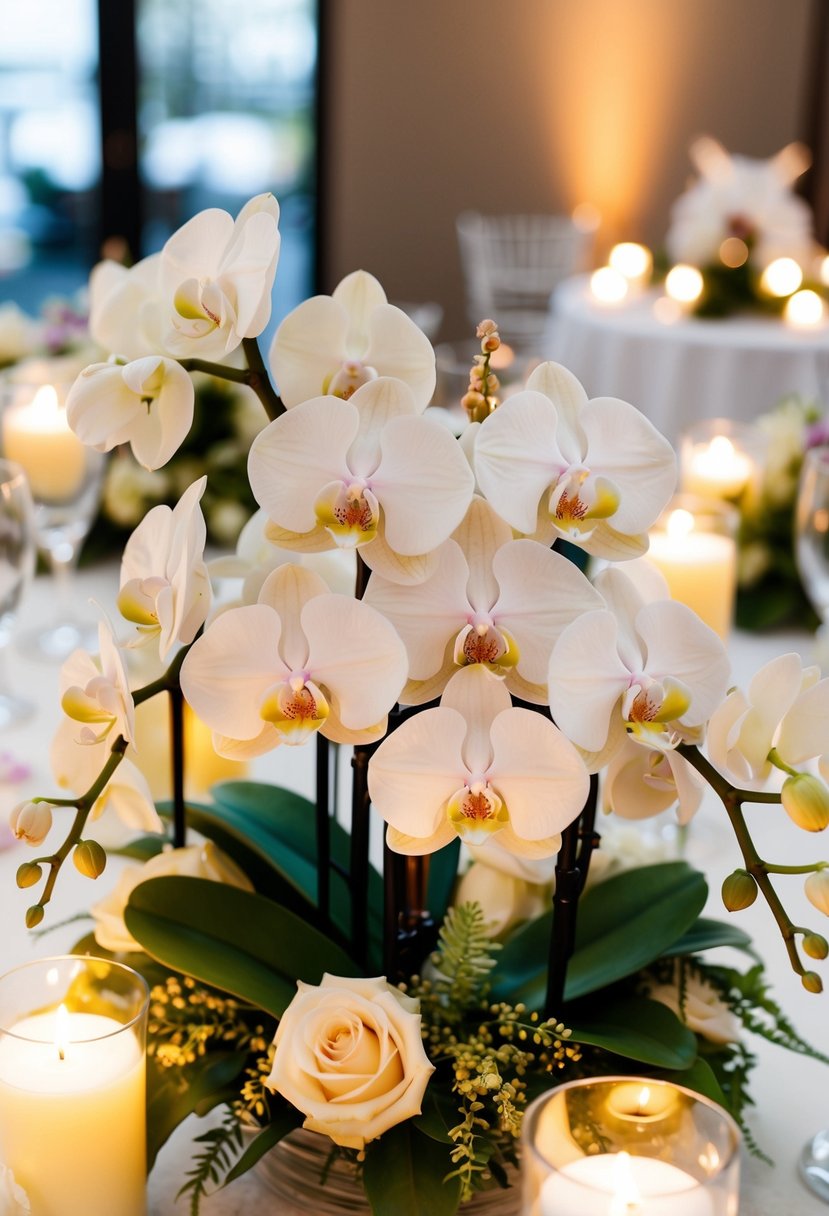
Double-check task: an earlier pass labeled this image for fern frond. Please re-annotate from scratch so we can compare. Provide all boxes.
[176,1107,244,1216]
[431,901,501,1016]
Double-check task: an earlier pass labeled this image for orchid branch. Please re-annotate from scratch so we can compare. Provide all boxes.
[176,337,285,423]
[678,743,823,988]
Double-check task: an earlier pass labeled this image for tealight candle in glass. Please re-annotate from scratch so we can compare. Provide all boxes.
[522,1077,740,1216]
[0,956,149,1216]
[646,495,738,640]
[680,418,766,503]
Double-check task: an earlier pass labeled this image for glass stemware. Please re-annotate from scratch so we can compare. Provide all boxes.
[1,381,105,661]
[795,445,829,671]
[0,459,36,725]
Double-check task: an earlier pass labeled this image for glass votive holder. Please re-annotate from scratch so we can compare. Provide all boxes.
[680,417,767,503]
[522,1077,741,1215]
[0,956,149,1216]
[647,494,739,640]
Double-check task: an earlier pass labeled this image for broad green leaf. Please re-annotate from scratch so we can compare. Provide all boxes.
[146,1051,247,1169]
[413,1088,459,1144]
[492,863,708,1007]
[223,1108,302,1185]
[659,1058,729,1108]
[125,876,359,1018]
[363,1124,461,1216]
[568,997,698,1070]
[113,834,168,862]
[663,917,756,959]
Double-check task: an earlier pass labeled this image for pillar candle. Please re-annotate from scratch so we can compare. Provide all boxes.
[0,1007,146,1216]
[3,385,88,503]
[683,435,753,500]
[540,1152,715,1216]
[647,509,736,639]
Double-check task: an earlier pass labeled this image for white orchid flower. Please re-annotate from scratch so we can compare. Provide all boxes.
[88,253,165,360]
[118,476,211,658]
[60,622,136,747]
[66,355,195,470]
[159,193,281,359]
[180,563,408,757]
[269,270,436,409]
[707,653,829,789]
[248,377,475,585]
[474,362,676,560]
[603,735,705,825]
[209,507,357,604]
[368,665,589,858]
[50,719,162,834]
[364,496,603,704]
[548,566,730,768]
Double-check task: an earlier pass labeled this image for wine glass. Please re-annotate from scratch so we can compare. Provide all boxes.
[0,459,36,725]
[795,445,829,672]
[1,380,105,661]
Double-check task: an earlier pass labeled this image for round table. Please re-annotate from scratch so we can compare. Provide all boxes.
[546,275,829,443]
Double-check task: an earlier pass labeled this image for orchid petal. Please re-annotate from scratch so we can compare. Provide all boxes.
[594,566,648,673]
[386,821,457,856]
[474,392,563,533]
[707,691,757,786]
[268,295,351,406]
[180,605,287,740]
[581,524,649,561]
[548,610,631,752]
[580,398,677,533]
[525,361,588,462]
[778,675,829,764]
[363,541,470,679]
[605,742,678,820]
[440,666,511,775]
[358,530,439,585]
[363,305,437,409]
[636,601,730,725]
[371,415,475,554]
[257,564,329,670]
[493,541,603,682]
[264,519,338,554]
[400,647,458,706]
[212,726,282,761]
[161,208,234,287]
[301,594,408,728]
[490,708,589,839]
[333,270,388,355]
[249,397,358,532]
[67,364,145,448]
[218,207,281,336]
[345,377,420,476]
[452,497,512,609]
[368,708,467,837]
[493,823,562,859]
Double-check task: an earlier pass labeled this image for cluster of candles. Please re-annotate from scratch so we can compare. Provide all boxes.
[589,240,828,327]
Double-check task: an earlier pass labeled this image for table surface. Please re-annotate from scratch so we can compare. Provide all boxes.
[0,564,827,1214]
[546,275,829,444]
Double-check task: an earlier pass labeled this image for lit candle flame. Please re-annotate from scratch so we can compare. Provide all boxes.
[55,1003,69,1063]
[32,385,60,414]
[666,508,695,540]
[637,1086,650,1112]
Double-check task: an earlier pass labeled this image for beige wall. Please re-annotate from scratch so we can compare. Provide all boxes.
[323,0,813,338]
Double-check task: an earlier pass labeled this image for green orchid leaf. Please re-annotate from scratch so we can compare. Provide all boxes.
[413,1088,459,1144]
[663,917,757,959]
[125,876,360,1018]
[492,863,708,1007]
[363,1124,461,1216]
[223,1107,302,1185]
[146,1051,247,1169]
[659,1057,729,1107]
[568,997,698,1070]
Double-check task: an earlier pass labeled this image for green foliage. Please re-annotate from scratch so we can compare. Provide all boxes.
[176,1107,244,1216]
[429,902,501,1019]
[363,1124,463,1216]
[124,875,359,1018]
[147,1051,248,1171]
[567,997,697,1070]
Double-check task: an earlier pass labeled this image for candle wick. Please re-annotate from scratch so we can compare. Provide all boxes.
[58,1046,65,1062]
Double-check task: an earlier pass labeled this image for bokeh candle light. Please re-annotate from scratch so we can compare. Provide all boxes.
[2,384,88,503]
[665,264,704,305]
[590,265,629,304]
[760,256,803,298]
[785,289,826,328]
[608,242,653,288]
[647,498,738,640]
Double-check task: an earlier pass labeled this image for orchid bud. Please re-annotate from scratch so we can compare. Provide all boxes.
[781,774,829,832]
[802,971,823,994]
[16,862,43,889]
[481,334,501,354]
[803,932,829,960]
[805,870,829,916]
[73,840,107,880]
[722,869,757,911]
[476,319,498,339]
[10,800,54,847]
[25,905,44,929]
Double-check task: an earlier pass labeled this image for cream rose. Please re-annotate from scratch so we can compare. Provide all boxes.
[266,974,434,1150]
[647,970,740,1045]
[91,841,252,952]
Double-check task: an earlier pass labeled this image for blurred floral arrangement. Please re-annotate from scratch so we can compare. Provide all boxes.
[736,394,827,631]
[7,193,829,1213]
[592,138,829,322]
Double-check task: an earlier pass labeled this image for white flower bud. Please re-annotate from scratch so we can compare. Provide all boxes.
[10,800,54,847]
[805,871,829,917]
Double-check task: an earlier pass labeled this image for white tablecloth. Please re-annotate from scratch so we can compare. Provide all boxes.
[546,276,829,443]
[0,566,827,1214]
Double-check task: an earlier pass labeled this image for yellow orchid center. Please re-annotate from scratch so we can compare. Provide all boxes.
[172,278,228,338]
[453,618,520,674]
[314,480,379,548]
[549,469,620,541]
[622,678,691,750]
[117,576,166,628]
[325,360,379,400]
[446,780,509,845]
[260,674,330,745]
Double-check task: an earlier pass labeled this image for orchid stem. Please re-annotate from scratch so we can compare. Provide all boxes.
[177,338,285,423]
[170,685,186,849]
[678,743,807,977]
